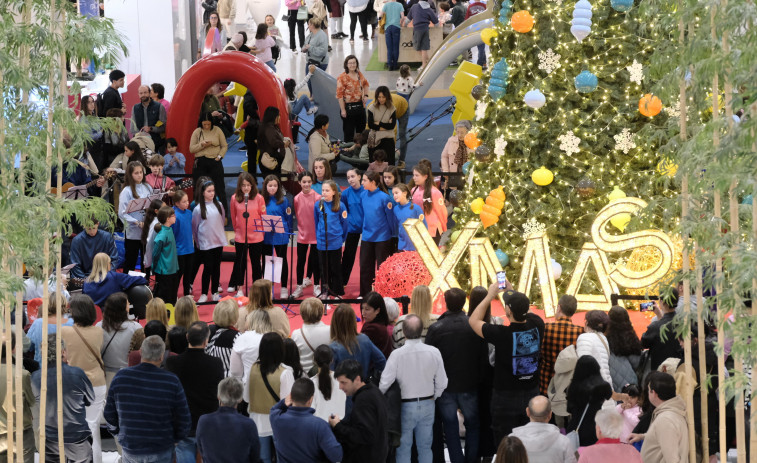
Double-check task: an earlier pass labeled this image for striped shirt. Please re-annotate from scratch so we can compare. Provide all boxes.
[103,362,191,455]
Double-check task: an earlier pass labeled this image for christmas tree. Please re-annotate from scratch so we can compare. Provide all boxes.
[454,0,673,294]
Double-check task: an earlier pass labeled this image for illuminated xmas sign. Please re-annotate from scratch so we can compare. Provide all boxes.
[405,197,675,317]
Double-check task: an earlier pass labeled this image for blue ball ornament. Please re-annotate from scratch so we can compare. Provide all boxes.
[611,0,634,12]
[496,249,509,267]
[743,195,753,205]
[575,70,598,93]
[462,161,472,176]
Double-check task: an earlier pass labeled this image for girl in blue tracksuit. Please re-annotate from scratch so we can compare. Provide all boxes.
[262,175,292,298]
[315,180,348,297]
[359,170,397,297]
[171,191,195,296]
[383,166,402,253]
[392,183,427,251]
[340,168,364,288]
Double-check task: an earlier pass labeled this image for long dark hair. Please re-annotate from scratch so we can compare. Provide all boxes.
[363,291,389,325]
[262,175,284,205]
[204,10,223,34]
[284,79,296,101]
[81,95,97,117]
[566,355,602,402]
[363,169,386,193]
[314,345,334,400]
[411,163,435,214]
[259,106,280,139]
[234,171,259,202]
[102,292,129,333]
[125,160,146,199]
[283,338,304,379]
[198,180,224,220]
[257,332,284,376]
[141,199,165,245]
[306,114,330,142]
[468,286,490,322]
[606,306,642,356]
[255,23,268,40]
[372,86,393,109]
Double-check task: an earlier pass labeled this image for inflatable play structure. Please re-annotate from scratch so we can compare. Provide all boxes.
[166,51,291,170]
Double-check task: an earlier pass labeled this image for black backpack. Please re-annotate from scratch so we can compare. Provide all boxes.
[271,44,280,63]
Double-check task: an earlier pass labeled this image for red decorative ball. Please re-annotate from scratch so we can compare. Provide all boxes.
[374,251,432,298]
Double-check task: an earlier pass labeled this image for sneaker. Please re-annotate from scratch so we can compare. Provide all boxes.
[239,146,247,152]
[197,294,208,303]
[363,38,369,42]
[328,46,332,52]
[217,286,223,293]
[349,39,355,44]
[212,293,221,302]
[235,290,245,298]
[331,33,338,38]
[302,277,313,288]
[292,285,304,298]
[313,284,321,297]
[280,287,289,298]
[227,286,236,293]
[307,105,318,115]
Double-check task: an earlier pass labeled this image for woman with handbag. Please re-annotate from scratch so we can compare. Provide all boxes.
[286,0,308,53]
[257,106,290,178]
[366,86,397,164]
[336,55,370,143]
[565,355,613,447]
[190,112,228,211]
[307,114,339,173]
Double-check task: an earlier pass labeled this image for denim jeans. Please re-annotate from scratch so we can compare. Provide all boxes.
[174,437,196,463]
[291,95,314,117]
[259,435,273,463]
[122,447,173,463]
[397,399,435,463]
[436,390,480,463]
[265,60,277,72]
[476,43,486,66]
[385,25,401,69]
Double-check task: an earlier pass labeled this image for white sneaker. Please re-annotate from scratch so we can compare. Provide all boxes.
[235,290,245,298]
[217,286,223,293]
[197,294,208,303]
[227,286,236,293]
[212,293,221,301]
[292,285,304,298]
[280,287,289,298]
[307,105,318,115]
[313,285,321,297]
[302,277,313,288]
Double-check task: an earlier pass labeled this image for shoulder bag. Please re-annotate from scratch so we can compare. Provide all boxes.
[566,402,589,452]
[73,325,106,373]
[261,369,280,402]
[343,73,366,118]
[297,4,310,20]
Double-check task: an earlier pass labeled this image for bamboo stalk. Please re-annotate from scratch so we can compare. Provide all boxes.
[728,180,746,463]
[751,184,757,460]
[694,250,709,460]
[56,6,67,458]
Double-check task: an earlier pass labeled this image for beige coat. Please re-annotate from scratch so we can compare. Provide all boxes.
[189,126,228,159]
[308,131,335,172]
[218,0,236,20]
[440,135,470,173]
[640,395,690,463]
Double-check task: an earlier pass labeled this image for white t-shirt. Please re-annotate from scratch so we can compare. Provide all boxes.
[290,322,332,372]
[310,371,346,421]
[232,331,265,402]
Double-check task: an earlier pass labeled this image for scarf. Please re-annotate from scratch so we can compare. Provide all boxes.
[453,138,468,168]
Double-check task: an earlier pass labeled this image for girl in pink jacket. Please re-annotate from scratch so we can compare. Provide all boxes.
[292,171,322,298]
[410,163,447,243]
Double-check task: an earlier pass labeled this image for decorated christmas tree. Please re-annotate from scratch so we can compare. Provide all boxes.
[453,0,674,295]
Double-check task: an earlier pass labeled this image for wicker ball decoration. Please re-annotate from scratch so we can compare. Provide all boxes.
[374,251,432,298]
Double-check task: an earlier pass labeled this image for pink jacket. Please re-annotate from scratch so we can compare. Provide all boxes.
[285,0,302,10]
[230,194,266,244]
[295,189,321,244]
[615,404,640,444]
[411,186,447,237]
[577,439,642,463]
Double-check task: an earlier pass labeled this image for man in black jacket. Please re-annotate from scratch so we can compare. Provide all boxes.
[426,288,487,463]
[166,321,224,463]
[641,288,682,370]
[329,359,388,463]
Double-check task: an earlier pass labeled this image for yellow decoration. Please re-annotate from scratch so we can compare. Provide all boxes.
[224,82,248,141]
[464,132,482,149]
[241,161,248,172]
[623,238,685,307]
[532,166,554,186]
[469,237,506,298]
[639,93,662,117]
[449,61,483,125]
[511,10,535,33]
[610,214,631,232]
[517,230,558,317]
[470,197,485,214]
[166,303,176,325]
[565,243,621,311]
[607,186,626,202]
[657,159,678,178]
[480,28,499,45]
[480,211,499,228]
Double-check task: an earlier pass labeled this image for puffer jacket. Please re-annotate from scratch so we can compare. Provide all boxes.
[640,395,690,463]
[576,332,612,389]
[609,352,640,391]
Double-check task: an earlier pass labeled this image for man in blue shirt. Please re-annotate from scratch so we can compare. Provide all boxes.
[104,335,191,462]
[270,378,343,463]
[69,220,119,280]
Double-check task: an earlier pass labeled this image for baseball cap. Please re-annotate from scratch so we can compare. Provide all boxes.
[502,290,530,321]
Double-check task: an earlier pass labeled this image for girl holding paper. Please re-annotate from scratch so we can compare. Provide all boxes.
[261,175,292,299]
[118,161,153,273]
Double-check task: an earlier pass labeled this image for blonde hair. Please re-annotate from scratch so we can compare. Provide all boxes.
[86,253,111,283]
[410,285,433,325]
[213,299,238,328]
[145,298,169,327]
[330,304,358,354]
[246,309,273,333]
[175,296,199,329]
[246,279,273,314]
[300,297,324,324]
[47,292,65,317]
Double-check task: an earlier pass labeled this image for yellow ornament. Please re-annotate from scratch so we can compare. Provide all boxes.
[480,28,499,45]
[532,166,554,186]
[657,159,678,178]
[470,197,485,214]
[607,186,626,202]
[610,213,631,232]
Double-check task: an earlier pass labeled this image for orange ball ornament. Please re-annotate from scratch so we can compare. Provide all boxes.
[511,11,534,33]
[464,132,482,149]
[639,94,662,117]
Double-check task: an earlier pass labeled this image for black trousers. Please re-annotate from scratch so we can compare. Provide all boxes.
[123,239,143,273]
[263,244,290,289]
[288,12,306,50]
[194,157,227,216]
[176,252,194,295]
[349,10,368,40]
[341,232,361,286]
[229,241,264,289]
[319,249,344,296]
[297,243,320,285]
[196,246,223,295]
[359,239,392,296]
[154,272,179,305]
[341,108,366,143]
[369,137,396,165]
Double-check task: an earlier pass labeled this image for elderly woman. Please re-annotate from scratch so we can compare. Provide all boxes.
[290,298,331,373]
[206,299,241,377]
[441,119,472,173]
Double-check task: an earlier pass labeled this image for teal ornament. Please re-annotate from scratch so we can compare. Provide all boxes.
[575,70,598,93]
[488,59,509,100]
[570,0,593,42]
[498,0,512,23]
[496,249,509,267]
[743,195,753,205]
[610,0,633,11]
[462,161,472,176]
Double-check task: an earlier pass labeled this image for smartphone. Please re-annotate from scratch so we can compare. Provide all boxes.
[639,302,655,311]
[496,271,508,290]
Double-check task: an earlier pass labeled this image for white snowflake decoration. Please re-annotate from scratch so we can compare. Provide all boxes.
[614,128,636,154]
[557,131,581,155]
[627,60,643,85]
[522,218,547,238]
[475,101,488,120]
[664,105,681,119]
[494,136,507,157]
[538,48,561,74]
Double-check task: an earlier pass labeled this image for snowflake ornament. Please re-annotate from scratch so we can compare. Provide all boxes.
[494,136,507,157]
[627,60,643,85]
[614,128,636,153]
[557,131,581,155]
[475,101,488,120]
[538,48,561,74]
[664,105,681,119]
[522,218,547,238]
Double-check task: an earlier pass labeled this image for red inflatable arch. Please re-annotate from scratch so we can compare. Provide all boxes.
[167,51,291,172]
